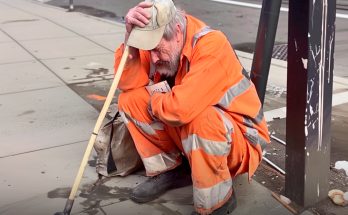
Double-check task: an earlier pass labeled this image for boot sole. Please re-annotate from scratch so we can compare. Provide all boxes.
[130,193,161,203]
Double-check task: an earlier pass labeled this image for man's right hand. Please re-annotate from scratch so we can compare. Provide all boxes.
[124,1,153,60]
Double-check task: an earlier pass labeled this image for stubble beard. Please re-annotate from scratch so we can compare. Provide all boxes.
[155,46,181,78]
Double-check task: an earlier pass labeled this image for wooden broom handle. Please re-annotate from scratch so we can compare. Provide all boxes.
[67,45,129,201]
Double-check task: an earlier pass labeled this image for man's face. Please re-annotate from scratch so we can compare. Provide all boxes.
[150,34,182,78]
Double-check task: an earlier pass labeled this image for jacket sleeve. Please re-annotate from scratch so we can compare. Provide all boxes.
[114,44,151,91]
[150,31,244,126]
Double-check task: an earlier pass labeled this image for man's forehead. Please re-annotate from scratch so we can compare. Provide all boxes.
[152,38,167,51]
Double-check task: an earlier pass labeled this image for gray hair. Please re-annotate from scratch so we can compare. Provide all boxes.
[163,9,186,40]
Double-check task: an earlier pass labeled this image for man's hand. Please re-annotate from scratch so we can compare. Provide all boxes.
[124,1,153,60]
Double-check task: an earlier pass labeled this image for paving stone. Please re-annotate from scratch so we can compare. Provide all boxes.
[0,42,34,64]
[0,1,37,24]
[0,86,98,157]
[55,17,125,36]
[21,37,110,60]
[87,32,125,51]
[0,60,64,94]
[0,141,97,209]
[1,18,76,41]
[0,30,12,43]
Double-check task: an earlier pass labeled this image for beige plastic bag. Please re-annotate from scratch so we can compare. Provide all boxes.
[94,112,143,177]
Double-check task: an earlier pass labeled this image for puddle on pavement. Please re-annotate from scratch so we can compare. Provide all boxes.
[45,183,131,214]
[83,68,109,80]
[85,68,109,76]
[68,79,118,112]
[45,178,193,214]
[77,184,132,214]
[70,67,111,83]
[47,187,71,199]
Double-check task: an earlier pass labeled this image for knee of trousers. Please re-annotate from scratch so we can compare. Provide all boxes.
[181,107,233,141]
[181,107,233,160]
[118,88,150,115]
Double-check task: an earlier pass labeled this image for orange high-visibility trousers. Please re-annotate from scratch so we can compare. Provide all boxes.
[118,87,258,215]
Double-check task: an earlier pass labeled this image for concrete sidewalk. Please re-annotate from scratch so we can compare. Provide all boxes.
[0,0,344,214]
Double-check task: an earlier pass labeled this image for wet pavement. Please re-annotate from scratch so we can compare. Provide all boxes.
[0,0,348,214]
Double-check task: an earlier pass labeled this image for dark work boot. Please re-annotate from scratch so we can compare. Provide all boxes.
[191,189,237,215]
[130,164,192,203]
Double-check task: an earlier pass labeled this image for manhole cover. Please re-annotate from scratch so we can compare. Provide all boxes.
[272,44,287,61]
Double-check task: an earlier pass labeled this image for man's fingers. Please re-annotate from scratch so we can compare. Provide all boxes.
[124,1,153,43]
[125,3,152,32]
[128,16,147,28]
[133,11,150,25]
[137,1,153,9]
[135,4,152,19]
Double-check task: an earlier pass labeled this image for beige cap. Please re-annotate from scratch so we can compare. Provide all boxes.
[127,0,176,50]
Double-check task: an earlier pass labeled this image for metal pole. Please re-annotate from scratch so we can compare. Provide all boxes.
[69,0,74,11]
[250,0,282,105]
[286,0,335,207]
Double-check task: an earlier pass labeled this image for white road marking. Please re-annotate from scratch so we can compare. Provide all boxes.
[211,0,348,19]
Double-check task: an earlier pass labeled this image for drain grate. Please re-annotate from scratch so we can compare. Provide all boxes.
[272,44,288,61]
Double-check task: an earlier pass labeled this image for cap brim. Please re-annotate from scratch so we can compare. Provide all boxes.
[127,25,165,50]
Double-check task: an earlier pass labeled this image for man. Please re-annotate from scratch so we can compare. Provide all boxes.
[114,0,270,214]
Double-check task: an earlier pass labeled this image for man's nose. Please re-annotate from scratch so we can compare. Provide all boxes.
[150,51,159,64]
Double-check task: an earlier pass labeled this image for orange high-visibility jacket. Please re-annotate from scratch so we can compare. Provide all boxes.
[114,15,270,178]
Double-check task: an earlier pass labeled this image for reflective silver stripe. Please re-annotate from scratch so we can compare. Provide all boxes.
[150,121,164,130]
[243,117,254,128]
[142,152,180,174]
[259,137,269,151]
[255,108,264,124]
[182,134,231,156]
[119,111,129,124]
[242,68,250,80]
[214,107,233,143]
[245,127,268,151]
[194,179,233,210]
[245,127,258,144]
[218,76,251,108]
[244,108,264,125]
[192,26,214,48]
[119,111,164,135]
